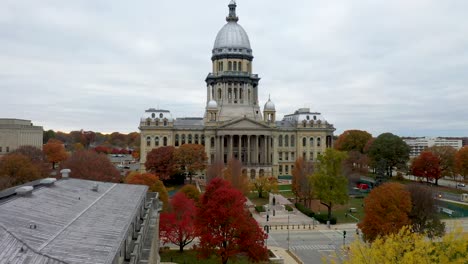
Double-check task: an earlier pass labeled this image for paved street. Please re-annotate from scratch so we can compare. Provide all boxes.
[267,225,358,264]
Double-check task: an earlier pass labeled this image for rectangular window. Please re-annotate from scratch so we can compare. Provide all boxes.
[310,152,314,161]
[0,147,2,152]
[6,147,9,153]
[285,165,289,174]
[279,152,282,161]
[291,152,295,160]
[279,165,283,175]
[285,152,289,161]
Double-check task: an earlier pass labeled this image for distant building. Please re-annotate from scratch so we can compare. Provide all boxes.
[138,1,335,178]
[402,137,463,157]
[0,176,162,264]
[0,118,43,156]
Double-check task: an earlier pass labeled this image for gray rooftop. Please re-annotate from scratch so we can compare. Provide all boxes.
[0,178,148,264]
[174,118,204,129]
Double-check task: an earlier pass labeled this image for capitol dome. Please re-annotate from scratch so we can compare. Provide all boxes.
[212,1,252,56]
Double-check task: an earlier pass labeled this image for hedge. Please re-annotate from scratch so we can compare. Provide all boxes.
[285,205,293,212]
[314,214,337,225]
[295,203,314,217]
[255,205,266,213]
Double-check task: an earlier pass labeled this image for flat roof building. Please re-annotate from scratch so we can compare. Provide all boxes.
[0,118,43,156]
[0,177,161,264]
[403,137,463,157]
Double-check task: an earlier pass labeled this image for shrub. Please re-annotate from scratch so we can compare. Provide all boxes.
[295,203,314,217]
[255,205,266,213]
[314,214,337,225]
[285,205,293,212]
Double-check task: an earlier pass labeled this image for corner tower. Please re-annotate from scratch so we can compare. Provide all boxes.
[205,1,262,123]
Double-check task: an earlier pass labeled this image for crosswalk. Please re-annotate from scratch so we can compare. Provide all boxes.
[291,244,336,251]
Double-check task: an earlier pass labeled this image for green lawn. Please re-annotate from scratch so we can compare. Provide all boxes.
[278,184,292,191]
[333,196,367,224]
[160,249,254,264]
[248,192,269,207]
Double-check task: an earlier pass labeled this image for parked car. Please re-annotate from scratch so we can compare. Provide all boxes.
[457,183,466,187]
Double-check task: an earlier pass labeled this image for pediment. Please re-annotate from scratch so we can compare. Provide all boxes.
[219,117,271,130]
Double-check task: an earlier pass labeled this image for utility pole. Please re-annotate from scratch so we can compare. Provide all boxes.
[343,230,346,247]
[287,209,290,250]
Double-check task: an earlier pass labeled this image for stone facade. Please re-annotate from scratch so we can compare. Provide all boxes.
[139,1,335,178]
[0,118,43,156]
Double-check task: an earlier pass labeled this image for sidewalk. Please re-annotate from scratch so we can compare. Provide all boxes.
[269,246,303,264]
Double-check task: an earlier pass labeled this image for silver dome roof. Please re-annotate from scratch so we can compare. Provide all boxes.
[264,98,275,111]
[213,22,251,50]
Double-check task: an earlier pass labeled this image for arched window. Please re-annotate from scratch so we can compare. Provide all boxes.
[302,137,306,147]
[195,134,199,144]
[163,137,168,146]
[238,61,242,71]
[278,135,283,147]
[302,120,307,127]
[151,113,155,118]
[233,61,237,71]
[188,134,193,144]
[182,134,186,145]
[155,136,159,146]
[291,135,295,147]
[146,118,150,126]
[201,135,205,145]
[155,119,159,126]
[317,137,321,147]
[228,88,232,99]
[175,134,179,146]
[218,88,222,100]
[210,137,215,148]
[310,137,314,147]
[228,61,232,71]
[163,119,167,126]
[285,135,289,147]
[146,136,151,147]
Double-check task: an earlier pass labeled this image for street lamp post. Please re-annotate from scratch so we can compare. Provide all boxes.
[287,209,290,250]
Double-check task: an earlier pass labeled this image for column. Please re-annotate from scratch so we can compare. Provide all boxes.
[263,136,267,164]
[229,135,233,160]
[247,135,250,164]
[255,136,259,164]
[221,136,225,164]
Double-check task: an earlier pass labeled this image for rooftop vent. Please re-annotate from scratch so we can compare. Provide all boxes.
[60,169,71,179]
[91,183,99,192]
[15,186,33,196]
[40,178,57,186]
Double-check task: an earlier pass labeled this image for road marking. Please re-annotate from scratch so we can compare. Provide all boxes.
[291,244,336,251]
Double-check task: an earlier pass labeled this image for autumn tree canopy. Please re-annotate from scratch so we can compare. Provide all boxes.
[292,158,314,207]
[174,144,208,183]
[145,146,177,181]
[43,139,68,169]
[178,184,200,202]
[406,184,445,238]
[60,150,120,183]
[335,130,372,153]
[455,146,468,180]
[341,226,468,264]
[160,192,196,252]
[223,158,249,195]
[10,145,50,178]
[427,145,457,178]
[206,160,224,183]
[0,154,41,190]
[411,151,442,185]
[250,175,278,198]
[195,178,268,264]
[310,149,348,220]
[358,182,412,242]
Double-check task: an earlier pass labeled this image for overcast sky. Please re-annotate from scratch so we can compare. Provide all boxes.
[1,0,467,137]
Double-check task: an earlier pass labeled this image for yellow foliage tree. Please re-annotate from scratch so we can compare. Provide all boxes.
[324,225,468,264]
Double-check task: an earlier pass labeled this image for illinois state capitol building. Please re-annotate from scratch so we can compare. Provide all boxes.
[139,1,335,178]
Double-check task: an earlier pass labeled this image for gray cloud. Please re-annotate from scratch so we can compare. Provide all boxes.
[0,0,467,137]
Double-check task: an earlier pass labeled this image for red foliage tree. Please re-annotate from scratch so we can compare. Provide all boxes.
[60,150,120,183]
[455,146,468,180]
[94,145,110,154]
[43,139,68,169]
[11,145,50,178]
[292,158,314,207]
[358,182,412,242]
[160,192,196,252]
[195,178,268,264]
[411,151,442,185]
[145,146,177,181]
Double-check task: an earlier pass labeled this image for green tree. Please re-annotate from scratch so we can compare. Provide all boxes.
[43,129,56,144]
[367,133,410,177]
[310,149,348,221]
[250,175,278,198]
